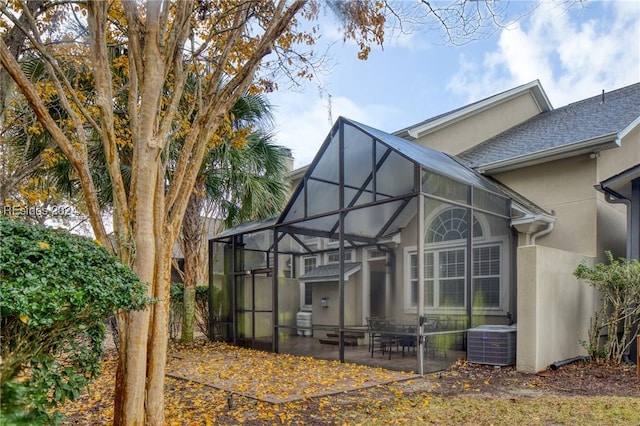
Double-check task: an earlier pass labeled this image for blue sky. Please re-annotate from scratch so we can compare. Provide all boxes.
[265,0,640,169]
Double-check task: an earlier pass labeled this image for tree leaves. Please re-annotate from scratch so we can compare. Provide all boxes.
[574,251,640,363]
[0,217,152,424]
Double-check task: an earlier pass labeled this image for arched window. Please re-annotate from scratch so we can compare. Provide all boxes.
[408,207,501,310]
[426,208,482,243]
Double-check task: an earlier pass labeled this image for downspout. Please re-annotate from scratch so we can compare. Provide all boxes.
[601,190,632,258]
[376,244,396,311]
[530,221,554,245]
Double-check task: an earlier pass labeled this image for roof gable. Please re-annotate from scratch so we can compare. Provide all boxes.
[276,116,511,242]
[211,116,546,246]
[458,82,640,172]
[299,262,362,282]
[394,80,552,140]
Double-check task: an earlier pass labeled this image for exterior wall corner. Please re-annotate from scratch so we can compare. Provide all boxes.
[516,245,596,373]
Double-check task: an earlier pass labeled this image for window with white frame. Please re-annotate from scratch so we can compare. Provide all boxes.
[325,249,353,264]
[407,207,503,310]
[326,237,340,247]
[472,245,501,307]
[300,255,318,308]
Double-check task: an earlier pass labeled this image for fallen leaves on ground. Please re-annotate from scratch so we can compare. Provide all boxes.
[60,342,640,425]
[60,340,413,425]
[166,341,414,404]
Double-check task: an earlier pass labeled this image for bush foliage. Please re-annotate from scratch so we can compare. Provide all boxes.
[0,217,152,424]
[574,251,640,364]
[169,282,222,340]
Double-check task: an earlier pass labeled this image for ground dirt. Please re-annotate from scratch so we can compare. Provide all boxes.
[403,358,639,398]
[61,341,640,425]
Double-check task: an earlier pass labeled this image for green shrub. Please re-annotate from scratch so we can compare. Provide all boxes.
[0,217,152,424]
[574,251,640,364]
[169,282,221,339]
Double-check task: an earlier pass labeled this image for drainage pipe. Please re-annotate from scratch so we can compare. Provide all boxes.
[530,221,554,245]
[549,356,589,371]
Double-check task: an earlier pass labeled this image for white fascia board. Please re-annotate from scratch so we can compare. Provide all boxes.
[285,165,309,181]
[511,213,556,226]
[618,115,640,141]
[477,134,620,174]
[511,213,555,235]
[405,81,552,139]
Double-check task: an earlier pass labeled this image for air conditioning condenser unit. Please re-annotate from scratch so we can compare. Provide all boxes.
[467,325,516,366]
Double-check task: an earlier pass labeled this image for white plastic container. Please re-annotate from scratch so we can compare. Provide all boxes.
[296,312,312,337]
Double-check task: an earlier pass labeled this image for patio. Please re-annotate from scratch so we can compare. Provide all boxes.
[277,333,462,373]
[209,117,517,375]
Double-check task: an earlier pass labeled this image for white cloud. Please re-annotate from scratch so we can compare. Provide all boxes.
[268,91,388,168]
[447,0,640,107]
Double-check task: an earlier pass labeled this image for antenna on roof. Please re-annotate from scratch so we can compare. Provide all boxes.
[601,89,605,103]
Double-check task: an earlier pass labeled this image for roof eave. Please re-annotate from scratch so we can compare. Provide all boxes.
[285,164,309,181]
[402,80,552,140]
[299,263,362,282]
[476,134,621,174]
[618,115,640,140]
[511,212,556,234]
[596,162,640,201]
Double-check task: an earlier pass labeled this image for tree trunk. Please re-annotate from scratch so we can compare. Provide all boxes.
[146,231,173,425]
[1,2,311,424]
[181,189,206,342]
[113,153,159,425]
[182,286,197,342]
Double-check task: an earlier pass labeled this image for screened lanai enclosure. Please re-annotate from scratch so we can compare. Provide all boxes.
[209,117,518,374]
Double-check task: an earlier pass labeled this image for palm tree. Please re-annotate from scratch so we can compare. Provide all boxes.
[6,69,289,342]
[176,93,289,342]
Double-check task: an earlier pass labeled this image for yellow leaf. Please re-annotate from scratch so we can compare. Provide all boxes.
[20,314,29,324]
[38,241,50,249]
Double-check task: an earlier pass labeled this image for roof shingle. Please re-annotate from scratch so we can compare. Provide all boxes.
[457,83,640,169]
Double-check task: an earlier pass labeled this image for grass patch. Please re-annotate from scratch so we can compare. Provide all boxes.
[337,394,640,425]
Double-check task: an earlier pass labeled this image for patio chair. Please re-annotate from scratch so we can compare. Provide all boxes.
[368,317,400,359]
[399,326,417,357]
[366,317,380,353]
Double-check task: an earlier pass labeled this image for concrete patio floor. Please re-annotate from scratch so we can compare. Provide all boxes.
[276,333,462,374]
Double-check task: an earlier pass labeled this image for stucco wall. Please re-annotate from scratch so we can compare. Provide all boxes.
[496,127,639,259]
[279,277,301,335]
[496,156,599,256]
[415,93,541,155]
[595,127,640,260]
[517,245,596,373]
[597,126,640,181]
[311,274,362,327]
[596,195,627,260]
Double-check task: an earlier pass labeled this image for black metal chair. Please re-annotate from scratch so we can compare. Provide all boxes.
[400,326,417,357]
[366,317,380,353]
[368,318,400,359]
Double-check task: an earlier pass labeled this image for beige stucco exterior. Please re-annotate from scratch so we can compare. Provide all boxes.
[492,125,639,260]
[495,156,600,255]
[413,91,543,155]
[213,81,638,373]
[310,275,363,327]
[597,125,640,181]
[594,127,640,258]
[517,245,596,373]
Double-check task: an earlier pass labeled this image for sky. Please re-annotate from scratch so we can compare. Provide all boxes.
[265,0,640,169]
